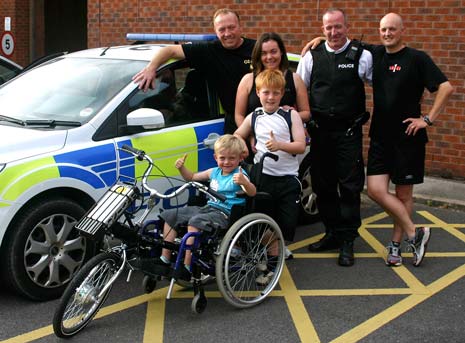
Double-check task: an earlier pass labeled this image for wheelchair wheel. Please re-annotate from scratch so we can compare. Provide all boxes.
[142,275,157,294]
[215,213,285,308]
[53,252,122,338]
[191,292,207,314]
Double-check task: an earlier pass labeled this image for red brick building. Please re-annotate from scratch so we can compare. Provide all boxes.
[1,0,464,180]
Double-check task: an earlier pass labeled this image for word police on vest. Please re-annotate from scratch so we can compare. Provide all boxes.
[338,63,355,69]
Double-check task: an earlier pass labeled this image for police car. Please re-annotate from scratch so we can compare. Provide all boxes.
[0,55,22,85]
[0,34,317,300]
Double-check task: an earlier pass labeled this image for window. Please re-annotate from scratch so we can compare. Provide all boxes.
[127,65,211,127]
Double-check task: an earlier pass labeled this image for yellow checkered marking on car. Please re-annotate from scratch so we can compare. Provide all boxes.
[131,128,198,179]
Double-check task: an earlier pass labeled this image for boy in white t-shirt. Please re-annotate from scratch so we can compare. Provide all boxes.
[235,69,306,284]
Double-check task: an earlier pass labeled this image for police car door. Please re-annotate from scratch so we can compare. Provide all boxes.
[110,63,223,213]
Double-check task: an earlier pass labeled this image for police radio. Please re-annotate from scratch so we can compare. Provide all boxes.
[345,34,364,61]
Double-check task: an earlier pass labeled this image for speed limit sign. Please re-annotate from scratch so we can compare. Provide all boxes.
[1,32,15,56]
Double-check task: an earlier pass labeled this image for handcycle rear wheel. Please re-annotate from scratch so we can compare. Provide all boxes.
[215,213,285,308]
[53,251,122,338]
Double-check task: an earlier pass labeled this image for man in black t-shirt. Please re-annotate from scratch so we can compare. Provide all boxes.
[133,8,255,134]
[366,13,454,268]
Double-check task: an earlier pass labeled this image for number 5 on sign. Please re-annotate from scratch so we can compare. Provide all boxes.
[1,32,15,56]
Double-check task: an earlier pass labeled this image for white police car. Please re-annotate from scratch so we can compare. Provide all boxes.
[0,34,316,300]
[0,55,22,85]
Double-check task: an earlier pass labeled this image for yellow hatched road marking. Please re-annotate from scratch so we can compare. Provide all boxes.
[359,225,428,291]
[143,290,167,343]
[298,288,414,296]
[330,263,465,343]
[418,210,465,243]
[279,264,320,343]
[1,210,464,343]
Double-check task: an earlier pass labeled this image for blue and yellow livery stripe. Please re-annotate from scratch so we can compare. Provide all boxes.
[0,157,59,202]
[54,144,117,188]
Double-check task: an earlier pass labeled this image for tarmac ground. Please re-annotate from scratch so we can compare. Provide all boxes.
[1,190,465,343]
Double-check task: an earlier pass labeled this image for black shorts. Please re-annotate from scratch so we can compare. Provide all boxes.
[367,139,425,185]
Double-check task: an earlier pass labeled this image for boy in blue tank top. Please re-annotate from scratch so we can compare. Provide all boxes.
[149,134,256,281]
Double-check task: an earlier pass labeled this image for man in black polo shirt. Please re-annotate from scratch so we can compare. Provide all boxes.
[297,8,372,266]
[133,8,255,134]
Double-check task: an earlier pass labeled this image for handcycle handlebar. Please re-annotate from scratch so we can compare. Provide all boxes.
[261,152,279,162]
[121,144,145,161]
[119,144,226,203]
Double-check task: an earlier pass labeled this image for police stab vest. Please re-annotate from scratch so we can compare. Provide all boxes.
[309,41,366,125]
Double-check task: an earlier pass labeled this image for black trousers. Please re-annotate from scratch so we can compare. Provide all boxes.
[255,174,301,242]
[310,127,365,242]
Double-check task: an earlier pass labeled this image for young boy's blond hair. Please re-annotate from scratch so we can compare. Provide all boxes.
[214,134,246,156]
[255,69,286,92]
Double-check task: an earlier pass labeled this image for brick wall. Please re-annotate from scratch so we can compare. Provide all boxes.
[2,0,464,179]
[87,0,464,180]
[0,0,30,65]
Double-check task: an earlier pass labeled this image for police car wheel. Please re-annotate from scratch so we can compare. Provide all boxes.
[2,197,94,300]
[298,154,320,224]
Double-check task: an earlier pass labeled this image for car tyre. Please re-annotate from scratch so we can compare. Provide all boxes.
[1,197,94,300]
[298,154,319,224]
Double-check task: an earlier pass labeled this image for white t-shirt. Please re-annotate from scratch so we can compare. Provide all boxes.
[253,108,299,177]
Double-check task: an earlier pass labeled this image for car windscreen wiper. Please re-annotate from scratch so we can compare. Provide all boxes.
[0,115,26,126]
[24,119,82,127]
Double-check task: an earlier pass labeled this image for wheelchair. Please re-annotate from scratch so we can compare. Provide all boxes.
[52,144,285,338]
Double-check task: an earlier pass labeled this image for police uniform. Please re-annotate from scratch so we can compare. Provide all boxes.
[297,39,372,243]
[182,38,255,134]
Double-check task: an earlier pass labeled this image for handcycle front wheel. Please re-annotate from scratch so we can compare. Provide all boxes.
[215,213,285,308]
[53,251,122,338]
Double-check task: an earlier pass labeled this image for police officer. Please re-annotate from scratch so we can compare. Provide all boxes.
[133,8,255,134]
[297,8,372,266]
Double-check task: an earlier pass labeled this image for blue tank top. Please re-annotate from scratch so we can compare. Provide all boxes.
[208,167,247,214]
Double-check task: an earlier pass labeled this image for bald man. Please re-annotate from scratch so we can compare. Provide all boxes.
[366,13,454,267]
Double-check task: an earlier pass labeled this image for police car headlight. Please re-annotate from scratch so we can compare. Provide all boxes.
[0,163,5,173]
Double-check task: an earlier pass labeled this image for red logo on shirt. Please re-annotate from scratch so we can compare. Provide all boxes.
[389,64,401,72]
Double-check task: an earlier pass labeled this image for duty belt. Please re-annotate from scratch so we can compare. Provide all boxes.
[309,111,370,136]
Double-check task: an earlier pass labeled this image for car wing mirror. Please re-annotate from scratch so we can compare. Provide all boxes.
[127,108,165,129]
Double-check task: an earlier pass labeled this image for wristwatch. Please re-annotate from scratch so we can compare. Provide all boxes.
[423,115,433,126]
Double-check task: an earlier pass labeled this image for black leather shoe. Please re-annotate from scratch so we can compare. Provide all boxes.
[308,234,339,252]
[338,241,354,266]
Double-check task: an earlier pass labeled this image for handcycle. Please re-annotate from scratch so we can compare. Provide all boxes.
[52,144,285,338]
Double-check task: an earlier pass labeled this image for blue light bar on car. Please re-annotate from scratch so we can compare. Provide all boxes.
[126,33,218,42]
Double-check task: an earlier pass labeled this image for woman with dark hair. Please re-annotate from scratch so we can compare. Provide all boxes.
[235,32,310,128]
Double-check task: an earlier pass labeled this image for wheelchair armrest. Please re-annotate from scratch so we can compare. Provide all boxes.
[253,191,272,201]
[235,190,247,198]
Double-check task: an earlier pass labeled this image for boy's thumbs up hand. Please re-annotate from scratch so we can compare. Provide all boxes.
[269,130,275,139]
[233,166,247,191]
[175,153,188,169]
[265,130,279,152]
